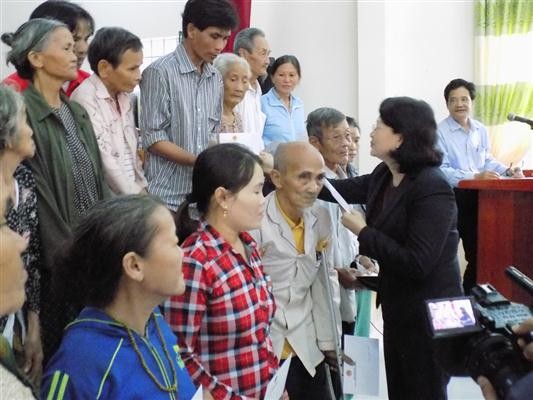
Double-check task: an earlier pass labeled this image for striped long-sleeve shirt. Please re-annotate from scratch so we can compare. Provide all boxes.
[140,44,223,210]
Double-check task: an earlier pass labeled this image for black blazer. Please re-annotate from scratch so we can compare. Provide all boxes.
[322,163,463,325]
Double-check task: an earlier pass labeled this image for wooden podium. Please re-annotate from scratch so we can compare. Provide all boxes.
[457,178,533,303]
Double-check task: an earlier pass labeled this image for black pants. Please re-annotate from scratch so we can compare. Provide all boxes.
[341,321,355,349]
[283,356,341,400]
[383,319,450,400]
[40,269,81,364]
[454,188,479,294]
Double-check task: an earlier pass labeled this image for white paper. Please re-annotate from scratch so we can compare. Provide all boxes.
[191,384,203,400]
[323,179,352,213]
[218,132,264,154]
[265,355,292,400]
[343,335,379,396]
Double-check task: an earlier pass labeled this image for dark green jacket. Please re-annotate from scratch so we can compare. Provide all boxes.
[24,84,111,271]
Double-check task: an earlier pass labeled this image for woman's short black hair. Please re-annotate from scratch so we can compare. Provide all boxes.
[88,27,142,75]
[380,97,443,174]
[270,54,301,78]
[55,195,166,309]
[175,143,261,241]
[181,0,238,38]
[30,0,95,35]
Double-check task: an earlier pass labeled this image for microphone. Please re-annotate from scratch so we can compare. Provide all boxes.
[507,113,533,129]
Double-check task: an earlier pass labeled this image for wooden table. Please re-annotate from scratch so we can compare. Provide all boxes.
[457,178,533,303]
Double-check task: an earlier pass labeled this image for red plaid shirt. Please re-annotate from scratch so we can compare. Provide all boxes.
[164,222,278,399]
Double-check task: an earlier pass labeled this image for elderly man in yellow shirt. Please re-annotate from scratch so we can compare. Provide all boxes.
[250,142,341,400]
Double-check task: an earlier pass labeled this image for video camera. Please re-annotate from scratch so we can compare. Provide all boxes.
[426,266,533,399]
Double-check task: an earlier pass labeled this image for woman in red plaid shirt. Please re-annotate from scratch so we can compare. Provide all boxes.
[165,143,279,399]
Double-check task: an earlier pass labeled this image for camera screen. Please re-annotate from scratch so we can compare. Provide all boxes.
[426,297,482,338]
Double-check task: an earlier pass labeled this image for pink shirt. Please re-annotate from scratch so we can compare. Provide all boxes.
[71,74,147,194]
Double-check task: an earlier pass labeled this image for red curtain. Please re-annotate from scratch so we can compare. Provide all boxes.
[224,0,251,53]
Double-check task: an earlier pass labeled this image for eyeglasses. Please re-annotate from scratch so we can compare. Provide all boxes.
[323,129,352,144]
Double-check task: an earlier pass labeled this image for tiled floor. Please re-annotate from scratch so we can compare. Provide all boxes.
[354,295,484,399]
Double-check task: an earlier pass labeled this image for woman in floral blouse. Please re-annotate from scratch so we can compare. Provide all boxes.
[0,83,42,386]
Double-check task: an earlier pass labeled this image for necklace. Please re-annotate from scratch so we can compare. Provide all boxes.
[123,314,178,393]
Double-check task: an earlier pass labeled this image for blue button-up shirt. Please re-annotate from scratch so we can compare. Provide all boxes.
[261,88,306,149]
[436,115,507,187]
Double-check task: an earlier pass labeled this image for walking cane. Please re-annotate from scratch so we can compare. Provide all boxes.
[320,246,343,399]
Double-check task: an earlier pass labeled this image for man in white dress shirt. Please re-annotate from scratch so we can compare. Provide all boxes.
[436,78,523,293]
[233,27,270,137]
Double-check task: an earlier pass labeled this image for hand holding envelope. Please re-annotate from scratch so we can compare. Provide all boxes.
[341,210,367,236]
[322,179,367,235]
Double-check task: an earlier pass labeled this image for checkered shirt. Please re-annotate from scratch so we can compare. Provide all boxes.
[164,221,278,399]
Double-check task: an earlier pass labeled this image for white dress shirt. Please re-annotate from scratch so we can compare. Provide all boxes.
[234,79,266,138]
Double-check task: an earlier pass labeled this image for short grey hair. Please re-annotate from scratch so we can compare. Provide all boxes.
[213,53,251,79]
[306,107,346,139]
[1,18,67,80]
[233,27,265,54]
[0,84,24,152]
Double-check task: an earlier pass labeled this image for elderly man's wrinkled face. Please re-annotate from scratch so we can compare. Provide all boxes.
[311,119,351,170]
[241,35,270,79]
[273,145,326,214]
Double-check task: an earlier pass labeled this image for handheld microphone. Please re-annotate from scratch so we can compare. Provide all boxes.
[505,266,533,297]
[507,113,533,129]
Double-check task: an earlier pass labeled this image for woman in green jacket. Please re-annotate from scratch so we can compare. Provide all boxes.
[2,18,110,362]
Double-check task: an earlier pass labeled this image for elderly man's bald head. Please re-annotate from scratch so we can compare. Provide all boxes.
[271,142,326,219]
[273,142,324,173]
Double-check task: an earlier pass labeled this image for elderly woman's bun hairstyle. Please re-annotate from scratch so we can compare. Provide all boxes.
[2,18,67,80]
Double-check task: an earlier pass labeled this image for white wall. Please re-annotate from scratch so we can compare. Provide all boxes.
[357,0,474,172]
[0,0,188,76]
[251,0,358,122]
[1,0,474,174]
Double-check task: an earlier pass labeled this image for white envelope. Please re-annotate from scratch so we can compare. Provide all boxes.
[343,335,379,396]
[265,355,292,400]
[218,132,264,154]
[323,179,352,213]
[191,384,203,400]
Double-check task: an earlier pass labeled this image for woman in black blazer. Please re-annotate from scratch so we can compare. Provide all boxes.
[322,97,463,399]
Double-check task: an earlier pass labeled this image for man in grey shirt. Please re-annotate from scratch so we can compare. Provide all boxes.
[140,0,238,210]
